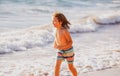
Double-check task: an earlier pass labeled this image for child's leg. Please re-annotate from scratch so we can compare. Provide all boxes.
[68,63,77,76]
[66,53,77,76]
[54,60,63,76]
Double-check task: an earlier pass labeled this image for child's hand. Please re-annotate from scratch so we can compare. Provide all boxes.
[56,46,62,50]
[54,44,61,50]
[54,45,57,48]
[53,41,57,48]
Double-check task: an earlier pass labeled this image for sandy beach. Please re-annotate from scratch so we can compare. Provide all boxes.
[81,68,120,76]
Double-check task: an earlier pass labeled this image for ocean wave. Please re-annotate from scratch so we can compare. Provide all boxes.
[30,8,51,13]
[70,12,120,33]
[0,12,120,54]
[70,17,98,33]
[0,28,54,54]
[94,12,120,25]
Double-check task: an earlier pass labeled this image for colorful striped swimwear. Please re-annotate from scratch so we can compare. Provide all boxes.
[57,47,75,64]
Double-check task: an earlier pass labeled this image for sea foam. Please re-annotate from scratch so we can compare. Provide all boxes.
[0,29,54,54]
[0,12,120,54]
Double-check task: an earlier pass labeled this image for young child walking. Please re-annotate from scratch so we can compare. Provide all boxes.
[52,12,77,76]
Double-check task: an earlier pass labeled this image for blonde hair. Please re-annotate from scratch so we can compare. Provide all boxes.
[52,12,71,29]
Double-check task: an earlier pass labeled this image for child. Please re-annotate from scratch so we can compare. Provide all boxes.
[52,12,77,76]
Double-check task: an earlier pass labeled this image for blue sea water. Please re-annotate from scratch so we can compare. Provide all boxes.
[0,0,120,29]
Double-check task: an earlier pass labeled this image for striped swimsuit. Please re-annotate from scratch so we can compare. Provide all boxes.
[57,47,74,64]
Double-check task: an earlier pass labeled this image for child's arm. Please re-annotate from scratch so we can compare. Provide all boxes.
[53,40,57,49]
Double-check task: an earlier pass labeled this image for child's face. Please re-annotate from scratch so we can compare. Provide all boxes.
[52,17,62,29]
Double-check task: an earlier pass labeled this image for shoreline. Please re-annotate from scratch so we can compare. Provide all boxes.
[80,67,120,76]
[0,47,120,76]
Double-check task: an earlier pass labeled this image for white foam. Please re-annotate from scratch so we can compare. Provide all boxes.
[70,17,99,33]
[1,11,120,54]
[70,11,120,33]
[94,12,120,24]
[0,28,54,54]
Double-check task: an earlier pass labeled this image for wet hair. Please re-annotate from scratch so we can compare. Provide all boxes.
[52,12,71,29]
